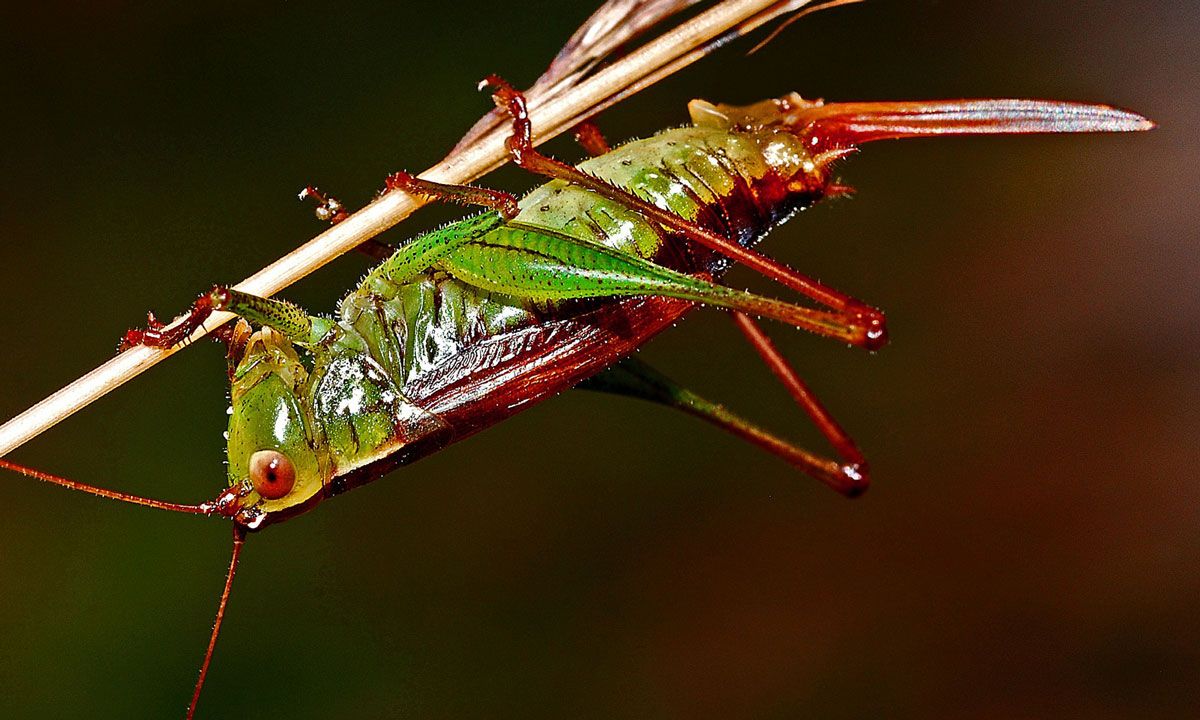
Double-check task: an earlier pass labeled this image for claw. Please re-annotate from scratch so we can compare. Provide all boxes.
[299,185,348,224]
[117,291,217,353]
[853,306,888,352]
[145,311,165,330]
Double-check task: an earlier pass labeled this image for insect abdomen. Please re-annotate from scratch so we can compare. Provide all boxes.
[515,124,813,265]
[319,124,819,473]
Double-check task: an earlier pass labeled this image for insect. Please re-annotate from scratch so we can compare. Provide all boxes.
[0,71,1150,715]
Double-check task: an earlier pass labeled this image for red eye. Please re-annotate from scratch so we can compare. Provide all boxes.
[248,450,296,500]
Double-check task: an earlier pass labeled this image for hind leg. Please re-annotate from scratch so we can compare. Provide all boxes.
[481,74,886,351]
[580,357,868,497]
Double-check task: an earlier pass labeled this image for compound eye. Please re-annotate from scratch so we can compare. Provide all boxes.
[248,450,296,500]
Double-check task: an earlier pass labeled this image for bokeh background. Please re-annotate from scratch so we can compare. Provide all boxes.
[0,1,1195,718]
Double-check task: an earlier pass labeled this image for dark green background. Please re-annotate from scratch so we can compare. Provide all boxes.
[0,1,1195,718]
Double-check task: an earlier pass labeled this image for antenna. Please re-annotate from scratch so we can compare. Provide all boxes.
[187,525,247,720]
[0,458,213,515]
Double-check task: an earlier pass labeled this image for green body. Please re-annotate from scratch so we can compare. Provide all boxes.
[223,111,831,526]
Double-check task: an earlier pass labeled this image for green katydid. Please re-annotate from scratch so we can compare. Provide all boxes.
[0,73,1151,716]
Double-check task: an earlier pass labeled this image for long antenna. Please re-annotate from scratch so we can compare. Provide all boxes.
[188,525,247,720]
[0,458,212,515]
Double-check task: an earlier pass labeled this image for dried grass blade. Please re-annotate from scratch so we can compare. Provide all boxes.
[455,0,705,152]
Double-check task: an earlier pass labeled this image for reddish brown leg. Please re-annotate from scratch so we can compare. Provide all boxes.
[385,170,520,220]
[731,312,869,494]
[298,185,399,259]
[210,318,250,357]
[298,186,349,224]
[572,119,611,157]
[354,239,397,261]
[119,291,217,351]
[481,74,887,351]
[210,319,253,379]
[187,525,247,720]
[346,171,524,263]
[579,358,867,497]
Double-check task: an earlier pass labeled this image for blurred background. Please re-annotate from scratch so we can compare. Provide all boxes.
[0,1,1195,717]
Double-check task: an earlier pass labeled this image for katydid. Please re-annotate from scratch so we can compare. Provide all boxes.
[0,77,1151,716]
